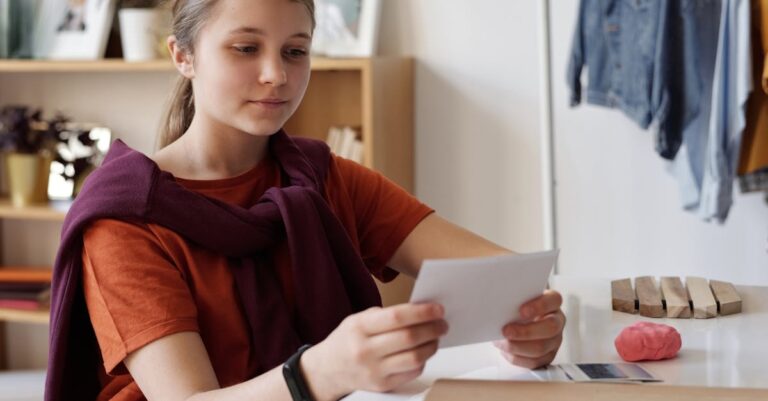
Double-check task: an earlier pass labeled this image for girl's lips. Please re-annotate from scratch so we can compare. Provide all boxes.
[250,99,289,109]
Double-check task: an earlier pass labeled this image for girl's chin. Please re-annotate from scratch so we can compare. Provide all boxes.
[234,121,286,137]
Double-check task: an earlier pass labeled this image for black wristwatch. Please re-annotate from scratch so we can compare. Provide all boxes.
[283,344,315,401]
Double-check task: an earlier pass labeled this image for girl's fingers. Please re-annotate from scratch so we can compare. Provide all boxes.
[494,334,563,359]
[380,339,440,374]
[369,319,448,357]
[502,311,565,341]
[358,303,445,335]
[519,290,563,320]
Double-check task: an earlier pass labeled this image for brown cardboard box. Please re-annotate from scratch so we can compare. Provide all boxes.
[424,380,768,401]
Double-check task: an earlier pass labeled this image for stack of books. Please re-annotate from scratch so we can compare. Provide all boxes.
[0,267,52,311]
[326,126,364,164]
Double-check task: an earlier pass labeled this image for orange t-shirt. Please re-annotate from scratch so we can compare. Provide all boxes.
[81,153,433,401]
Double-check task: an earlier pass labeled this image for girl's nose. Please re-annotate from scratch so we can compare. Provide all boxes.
[259,55,288,87]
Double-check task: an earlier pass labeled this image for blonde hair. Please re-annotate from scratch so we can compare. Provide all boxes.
[157,0,316,149]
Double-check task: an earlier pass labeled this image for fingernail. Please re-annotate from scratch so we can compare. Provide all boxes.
[435,304,445,316]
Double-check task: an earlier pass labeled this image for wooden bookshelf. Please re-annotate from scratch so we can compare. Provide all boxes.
[0,200,69,222]
[0,59,174,73]
[0,308,49,325]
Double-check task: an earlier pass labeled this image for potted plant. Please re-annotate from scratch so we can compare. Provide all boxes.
[0,106,61,207]
[118,0,172,62]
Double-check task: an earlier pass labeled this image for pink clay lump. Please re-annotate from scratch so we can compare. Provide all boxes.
[614,322,682,362]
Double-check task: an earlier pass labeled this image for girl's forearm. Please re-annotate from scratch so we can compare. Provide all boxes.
[186,347,346,401]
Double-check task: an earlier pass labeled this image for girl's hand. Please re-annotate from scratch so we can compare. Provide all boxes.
[493,290,566,369]
[302,303,448,400]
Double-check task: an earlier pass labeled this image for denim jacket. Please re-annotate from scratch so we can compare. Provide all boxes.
[569,0,747,222]
[567,0,706,160]
[698,0,752,222]
[668,0,723,214]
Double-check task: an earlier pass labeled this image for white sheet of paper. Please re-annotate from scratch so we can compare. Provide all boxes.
[409,250,558,348]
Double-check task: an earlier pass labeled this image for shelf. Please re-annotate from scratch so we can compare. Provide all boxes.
[0,199,69,222]
[310,57,371,71]
[0,307,49,325]
[0,57,372,73]
[0,59,174,73]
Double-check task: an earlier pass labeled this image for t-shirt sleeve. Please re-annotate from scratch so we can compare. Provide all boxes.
[331,156,434,282]
[81,219,199,375]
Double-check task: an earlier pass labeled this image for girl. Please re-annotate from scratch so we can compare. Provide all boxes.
[46,1,566,400]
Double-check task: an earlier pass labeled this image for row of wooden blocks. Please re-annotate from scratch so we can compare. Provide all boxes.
[611,276,742,318]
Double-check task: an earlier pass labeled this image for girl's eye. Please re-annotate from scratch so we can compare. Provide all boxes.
[284,48,308,58]
[234,45,258,54]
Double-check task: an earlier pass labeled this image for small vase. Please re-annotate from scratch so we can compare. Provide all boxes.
[119,8,172,62]
[6,153,52,207]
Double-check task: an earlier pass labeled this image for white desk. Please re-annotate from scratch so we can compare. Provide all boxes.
[1,276,764,400]
[346,275,768,400]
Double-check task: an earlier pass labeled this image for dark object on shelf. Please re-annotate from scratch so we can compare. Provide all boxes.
[0,106,60,155]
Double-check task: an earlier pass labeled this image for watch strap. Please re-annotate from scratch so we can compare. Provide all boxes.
[283,344,314,401]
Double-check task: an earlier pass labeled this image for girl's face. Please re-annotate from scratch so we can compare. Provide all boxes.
[188,0,313,138]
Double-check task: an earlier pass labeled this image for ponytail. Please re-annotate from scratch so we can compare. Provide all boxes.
[158,76,195,149]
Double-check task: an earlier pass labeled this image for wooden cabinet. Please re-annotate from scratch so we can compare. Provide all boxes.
[0,57,415,370]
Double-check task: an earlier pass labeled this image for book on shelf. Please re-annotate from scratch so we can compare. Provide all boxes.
[0,0,7,58]
[325,126,364,164]
[0,267,52,311]
[326,127,343,154]
[0,267,53,283]
[0,290,50,311]
[0,0,35,59]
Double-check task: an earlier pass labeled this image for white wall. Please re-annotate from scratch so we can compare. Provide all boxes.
[549,0,768,284]
[380,0,768,284]
[379,0,547,252]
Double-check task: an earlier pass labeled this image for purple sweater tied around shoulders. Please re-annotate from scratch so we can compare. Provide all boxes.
[44,131,382,400]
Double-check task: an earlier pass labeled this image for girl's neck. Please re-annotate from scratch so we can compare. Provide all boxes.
[157,114,271,181]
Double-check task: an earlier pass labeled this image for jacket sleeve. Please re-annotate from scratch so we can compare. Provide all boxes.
[566,0,588,106]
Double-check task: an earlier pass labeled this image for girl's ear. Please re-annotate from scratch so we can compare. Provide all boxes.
[168,35,195,79]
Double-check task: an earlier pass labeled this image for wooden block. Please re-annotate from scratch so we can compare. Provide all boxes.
[611,278,637,313]
[709,280,742,315]
[635,276,664,318]
[660,277,691,318]
[686,276,718,319]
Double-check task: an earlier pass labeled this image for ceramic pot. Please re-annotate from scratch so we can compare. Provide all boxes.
[119,8,171,62]
[6,153,52,207]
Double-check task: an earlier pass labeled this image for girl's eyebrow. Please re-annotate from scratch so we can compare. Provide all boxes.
[228,26,311,40]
